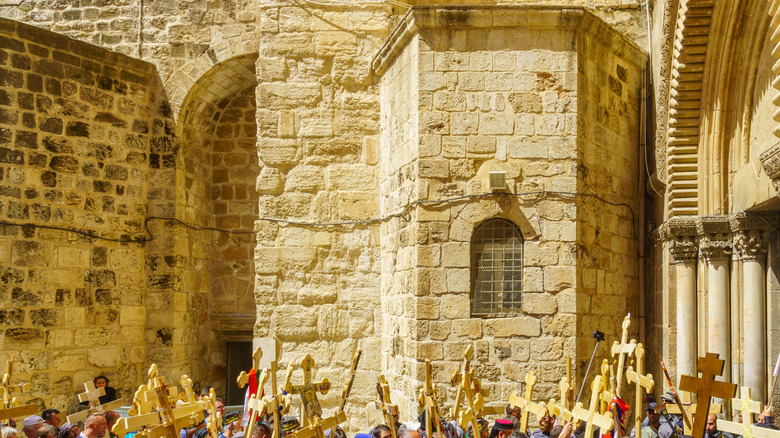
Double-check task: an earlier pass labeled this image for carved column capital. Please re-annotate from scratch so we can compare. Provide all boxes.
[669,236,699,263]
[734,230,767,261]
[699,235,732,261]
[760,142,780,194]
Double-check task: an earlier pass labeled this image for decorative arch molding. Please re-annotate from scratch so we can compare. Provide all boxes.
[666,0,716,218]
[448,196,541,244]
[163,36,260,122]
[759,0,780,194]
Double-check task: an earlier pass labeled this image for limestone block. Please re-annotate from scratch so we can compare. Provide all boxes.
[109,248,143,271]
[494,52,516,71]
[543,221,575,241]
[444,341,473,360]
[279,7,311,32]
[452,318,482,339]
[508,92,542,113]
[470,52,492,71]
[449,217,473,242]
[317,307,350,339]
[327,164,375,190]
[420,72,448,91]
[258,138,299,166]
[273,306,318,340]
[336,192,378,220]
[363,136,379,165]
[429,320,451,340]
[87,346,120,367]
[522,293,557,315]
[315,32,357,56]
[12,241,52,267]
[458,72,485,91]
[484,317,540,337]
[450,112,479,135]
[543,266,576,292]
[441,242,469,268]
[467,136,496,156]
[446,268,469,293]
[120,306,145,325]
[440,294,469,319]
[421,111,449,134]
[284,165,323,193]
[529,337,563,361]
[524,241,560,266]
[259,83,321,109]
[541,313,575,336]
[416,244,440,267]
[486,72,513,91]
[433,91,466,112]
[419,135,442,158]
[418,159,449,179]
[417,341,444,360]
[257,57,286,82]
[442,136,466,158]
[416,296,440,320]
[507,137,547,159]
[435,52,469,71]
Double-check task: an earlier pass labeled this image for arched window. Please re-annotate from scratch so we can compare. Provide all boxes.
[471,218,524,316]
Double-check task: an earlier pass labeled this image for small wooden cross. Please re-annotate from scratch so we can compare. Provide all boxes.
[663,390,721,435]
[625,343,654,438]
[546,377,574,423]
[286,355,331,427]
[179,375,197,405]
[508,370,547,434]
[376,375,398,438]
[245,368,270,438]
[572,375,613,438]
[599,360,612,415]
[0,356,37,422]
[237,347,264,389]
[339,344,362,413]
[418,360,444,436]
[67,380,126,423]
[611,315,637,395]
[265,362,293,438]
[679,352,738,438]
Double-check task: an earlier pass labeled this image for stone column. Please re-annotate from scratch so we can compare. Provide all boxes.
[670,235,699,379]
[700,234,733,381]
[734,229,768,402]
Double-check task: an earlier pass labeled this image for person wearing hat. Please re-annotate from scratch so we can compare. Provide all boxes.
[489,419,515,438]
[22,416,44,438]
[57,424,79,438]
[629,403,673,438]
[279,419,300,437]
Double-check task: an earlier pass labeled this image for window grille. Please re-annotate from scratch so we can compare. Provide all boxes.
[471,218,524,316]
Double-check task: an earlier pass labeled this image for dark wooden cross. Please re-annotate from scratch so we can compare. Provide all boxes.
[679,353,737,438]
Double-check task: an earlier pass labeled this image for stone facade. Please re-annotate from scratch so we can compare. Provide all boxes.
[0,0,702,433]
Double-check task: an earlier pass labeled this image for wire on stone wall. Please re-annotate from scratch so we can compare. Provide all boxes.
[0,190,638,245]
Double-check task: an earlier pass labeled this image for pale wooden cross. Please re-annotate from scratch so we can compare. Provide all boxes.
[663,390,722,435]
[376,375,399,438]
[679,352,737,438]
[625,343,654,438]
[339,344,362,413]
[285,355,331,427]
[599,359,612,415]
[205,387,222,438]
[418,360,444,436]
[572,375,613,438]
[0,355,37,422]
[265,361,293,438]
[179,375,197,405]
[237,347,264,389]
[509,370,547,434]
[546,377,574,423]
[611,315,637,395]
[715,387,780,438]
[67,380,126,423]
[450,345,473,430]
[245,368,270,438]
[451,346,502,436]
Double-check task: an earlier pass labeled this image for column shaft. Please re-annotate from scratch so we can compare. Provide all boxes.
[676,261,697,378]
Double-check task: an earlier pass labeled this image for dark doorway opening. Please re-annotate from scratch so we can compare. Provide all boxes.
[226,341,253,405]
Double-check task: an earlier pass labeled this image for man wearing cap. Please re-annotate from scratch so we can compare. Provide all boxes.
[490,419,515,438]
[629,403,673,438]
[22,416,44,438]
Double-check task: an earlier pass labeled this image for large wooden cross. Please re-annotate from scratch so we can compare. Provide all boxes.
[663,390,722,435]
[599,360,612,415]
[418,360,443,436]
[245,368,270,438]
[546,377,574,423]
[679,353,737,438]
[338,344,362,413]
[572,375,613,438]
[285,355,331,428]
[178,375,198,405]
[237,347,264,389]
[625,343,654,438]
[204,387,222,438]
[509,370,547,434]
[376,375,398,438]
[611,315,637,395]
[451,346,502,436]
[67,380,126,423]
[0,356,37,422]
[715,387,780,438]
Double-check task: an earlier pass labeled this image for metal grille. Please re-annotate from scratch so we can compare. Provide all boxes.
[471,218,524,316]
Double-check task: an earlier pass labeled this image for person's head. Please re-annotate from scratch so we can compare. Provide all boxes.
[538,413,553,434]
[84,414,107,438]
[646,403,661,428]
[56,424,77,438]
[104,412,119,430]
[2,427,17,438]
[506,405,521,419]
[706,414,718,434]
[22,417,44,438]
[215,398,225,417]
[477,419,489,438]
[399,431,421,438]
[41,411,60,429]
[492,419,515,438]
[252,423,271,438]
[37,425,56,438]
[93,376,109,389]
[373,425,392,438]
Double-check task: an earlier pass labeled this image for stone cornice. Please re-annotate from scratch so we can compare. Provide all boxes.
[371,5,645,77]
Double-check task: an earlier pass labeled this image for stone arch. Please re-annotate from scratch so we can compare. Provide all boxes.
[173,52,260,397]
[449,196,540,243]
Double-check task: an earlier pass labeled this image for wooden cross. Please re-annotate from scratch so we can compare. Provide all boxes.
[663,390,722,435]
[678,352,737,438]
[67,380,126,423]
[205,387,222,438]
[451,346,503,436]
[599,360,612,415]
[625,343,654,438]
[0,355,37,422]
[237,347,264,389]
[717,418,780,438]
[245,368,270,438]
[716,387,780,438]
[179,375,197,405]
[611,315,637,395]
[265,361,293,438]
[285,355,331,428]
[508,370,547,434]
[339,344,362,413]
[376,375,398,438]
[572,375,613,438]
[287,410,347,438]
[418,360,444,436]
[546,377,574,423]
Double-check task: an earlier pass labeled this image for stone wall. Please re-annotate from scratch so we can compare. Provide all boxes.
[0,17,175,410]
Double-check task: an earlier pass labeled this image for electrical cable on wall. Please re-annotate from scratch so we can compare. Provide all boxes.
[0,190,639,245]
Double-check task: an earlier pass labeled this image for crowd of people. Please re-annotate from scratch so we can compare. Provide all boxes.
[1,379,778,438]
